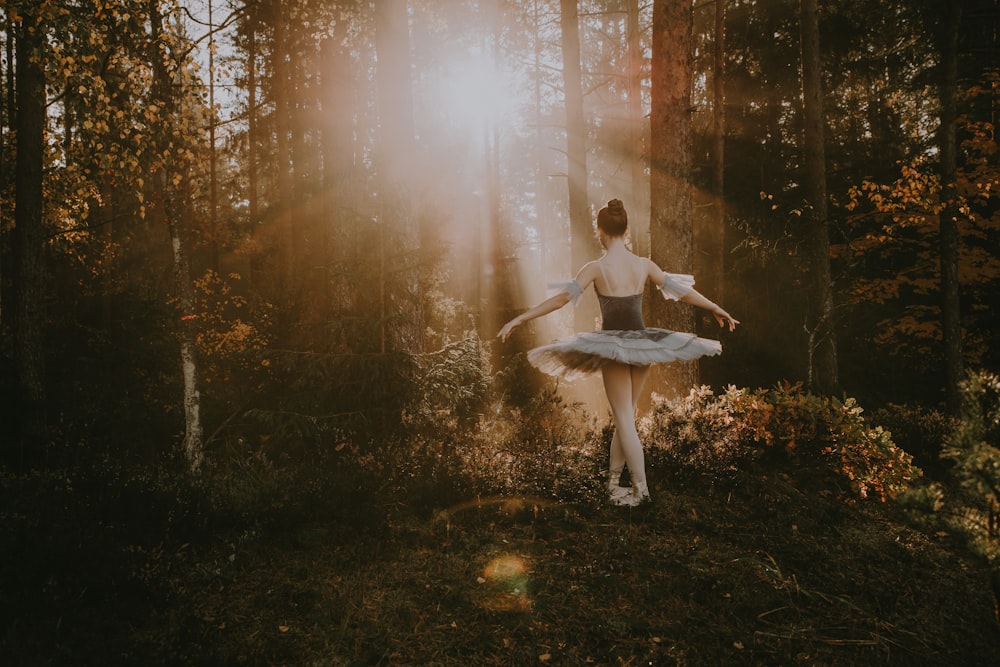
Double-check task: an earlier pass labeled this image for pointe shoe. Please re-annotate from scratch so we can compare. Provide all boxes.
[607,471,632,503]
[611,480,650,507]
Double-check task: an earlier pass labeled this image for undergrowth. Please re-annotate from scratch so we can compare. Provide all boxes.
[2,358,1000,665]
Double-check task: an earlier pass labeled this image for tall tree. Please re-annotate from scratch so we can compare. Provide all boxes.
[799,0,838,394]
[375,0,423,353]
[149,0,204,472]
[649,0,697,396]
[709,0,726,303]
[271,1,295,297]
[937,0,963,414]
[10,1,48,456]
[626,0,647,257]
[560,0,593,281]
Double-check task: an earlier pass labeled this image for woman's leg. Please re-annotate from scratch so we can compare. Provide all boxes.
[602,363,647,488]
[608,364,650,477]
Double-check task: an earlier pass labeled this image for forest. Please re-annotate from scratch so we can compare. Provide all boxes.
[2,0,1000,664]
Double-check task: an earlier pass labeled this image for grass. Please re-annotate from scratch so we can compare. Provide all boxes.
[2,448,998,667]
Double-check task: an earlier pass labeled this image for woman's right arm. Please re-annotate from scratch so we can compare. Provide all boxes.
[497,261,599,342]
[497,291,570,342]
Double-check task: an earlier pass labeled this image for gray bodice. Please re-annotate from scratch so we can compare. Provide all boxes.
[598,292,645,331]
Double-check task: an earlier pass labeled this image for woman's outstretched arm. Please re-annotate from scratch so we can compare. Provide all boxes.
[497,261,600,342]
[497,291,570,342]
[680,289,740,331]
[644,258,740,332]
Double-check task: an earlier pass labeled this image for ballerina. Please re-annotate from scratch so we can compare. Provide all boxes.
[498,199,739,506]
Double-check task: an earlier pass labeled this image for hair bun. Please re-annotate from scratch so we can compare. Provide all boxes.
[607,199,623,211]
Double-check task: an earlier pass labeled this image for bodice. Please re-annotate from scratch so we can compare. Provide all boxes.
[598,292,644,331]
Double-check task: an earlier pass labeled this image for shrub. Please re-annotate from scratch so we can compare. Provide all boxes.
[640,385,758,483]
[941,370,1000,544]
[640,384,922,502]
[870,403,956,479]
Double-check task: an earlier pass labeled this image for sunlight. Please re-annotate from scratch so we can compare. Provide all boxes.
[436,55,517,131]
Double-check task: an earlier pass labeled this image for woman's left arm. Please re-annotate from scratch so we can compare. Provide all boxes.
[680,290,740,332]
[647,258,739,331]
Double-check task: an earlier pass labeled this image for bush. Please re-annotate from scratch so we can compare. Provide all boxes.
[640,384,922,502]
[870,403,956,479]
[640,385,758,483]
[941,370,1000,547]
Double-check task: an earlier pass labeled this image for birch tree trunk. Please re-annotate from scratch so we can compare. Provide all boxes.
[649,0,697,397]
[149,0,203,472]
[799,0,839,395]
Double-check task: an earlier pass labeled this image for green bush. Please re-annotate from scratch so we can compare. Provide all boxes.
[941,370,1000,545]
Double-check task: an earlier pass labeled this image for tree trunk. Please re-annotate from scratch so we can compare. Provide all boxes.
[11,6,48,457]
[245,19,258,284]
[626,0,647,258]
[165,189,204,473]
[938,0,963,415]
[374,0,422,353]
[560,0,594,281]
[709,0,726,304]
[799,0,838,395]
[648,0,697,397]
[149,0,203,472]
[272,5,295,299]
[320,21,355,321]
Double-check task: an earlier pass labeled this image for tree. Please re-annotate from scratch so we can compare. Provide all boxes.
[9,1,48,457]
[560,0,594,284]
[936,0,963,414]
[626,0,648,257]
[148,0,205,472]
[648,0,697,396]
[375,0,423,353]
[799,0,839,394]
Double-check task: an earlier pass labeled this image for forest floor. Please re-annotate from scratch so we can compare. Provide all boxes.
[2,454,999,666]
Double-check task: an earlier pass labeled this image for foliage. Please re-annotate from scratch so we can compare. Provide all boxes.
[640,385,759,481]
[870,402,956,479]
[941,370,1000,538]
[642,384,922,502]
[4,420,1000,666]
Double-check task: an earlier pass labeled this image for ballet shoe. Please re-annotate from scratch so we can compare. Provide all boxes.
[611,479,650,507]
[607,471,631,502]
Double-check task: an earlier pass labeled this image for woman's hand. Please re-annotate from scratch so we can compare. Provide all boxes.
[711,306,740,332]
[497,316,521,342]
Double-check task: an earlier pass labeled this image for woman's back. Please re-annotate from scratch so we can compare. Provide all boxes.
[593,251,648,297]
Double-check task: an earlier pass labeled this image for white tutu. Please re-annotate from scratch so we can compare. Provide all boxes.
[527,328,722,381]
[525,272,722,380]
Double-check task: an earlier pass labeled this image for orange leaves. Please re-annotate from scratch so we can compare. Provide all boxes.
[846,161,943,230]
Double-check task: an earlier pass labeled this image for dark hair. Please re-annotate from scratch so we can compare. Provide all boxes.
[597,199,628,236]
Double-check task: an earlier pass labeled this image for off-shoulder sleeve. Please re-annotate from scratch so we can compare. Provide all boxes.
[548,280,584,306]
[658,273,695,301]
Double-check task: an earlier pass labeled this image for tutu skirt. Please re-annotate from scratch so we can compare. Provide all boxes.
[527,328,721,381]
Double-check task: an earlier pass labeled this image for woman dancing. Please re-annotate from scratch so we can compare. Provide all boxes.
[497,199,739,506]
